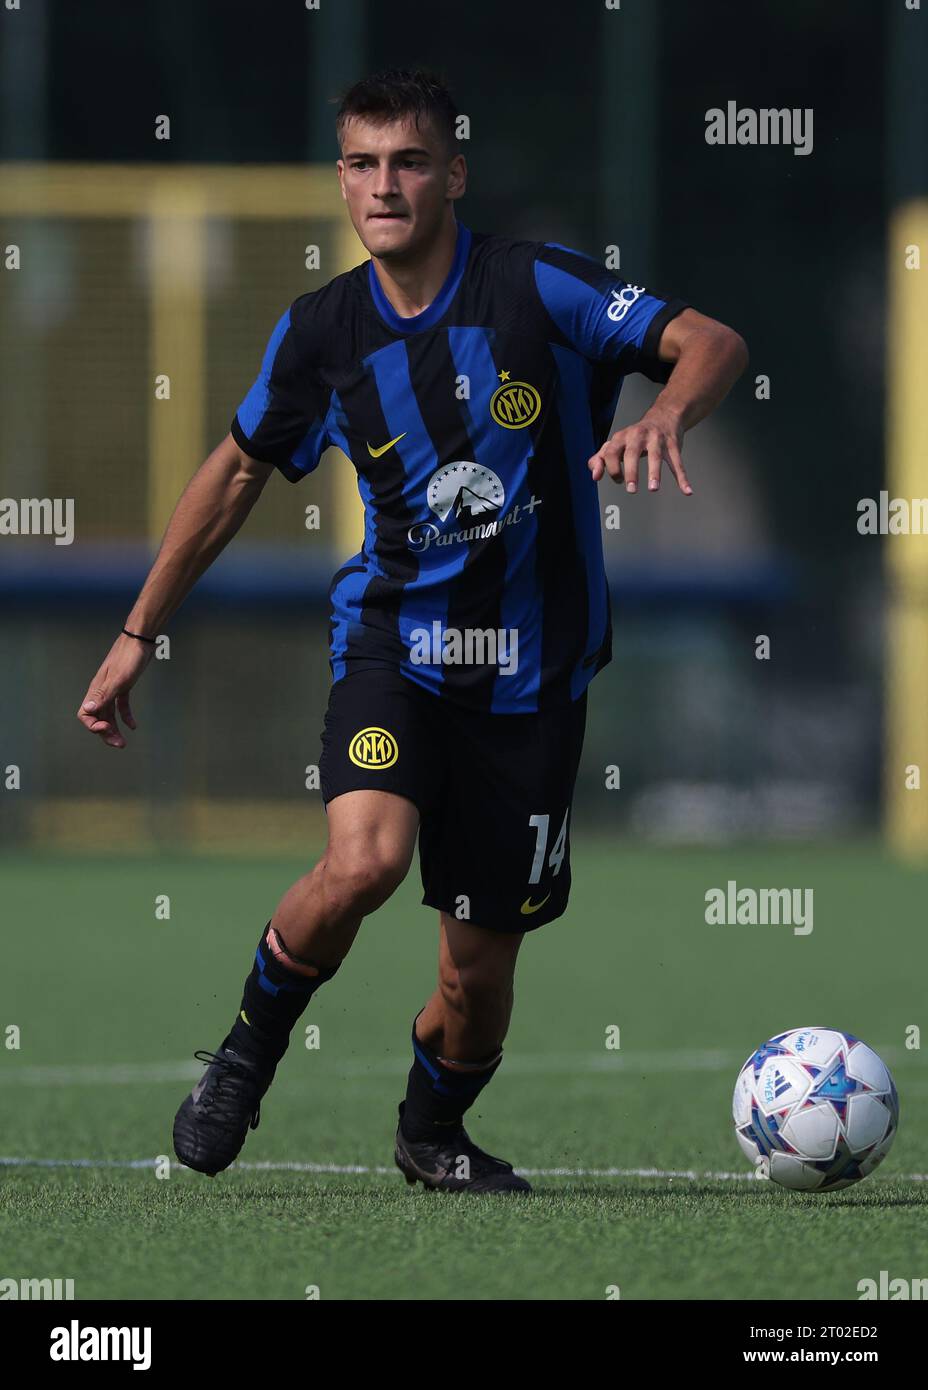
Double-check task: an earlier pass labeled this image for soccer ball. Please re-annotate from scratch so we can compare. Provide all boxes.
[732,1028,899,1192]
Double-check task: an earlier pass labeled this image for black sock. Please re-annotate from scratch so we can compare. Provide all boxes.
[400,1014,503,1142]
[225,923,340,1066]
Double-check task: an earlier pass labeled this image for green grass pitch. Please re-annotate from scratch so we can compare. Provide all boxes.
[2,841,926,1300]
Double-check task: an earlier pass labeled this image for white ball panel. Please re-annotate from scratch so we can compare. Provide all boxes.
[845,1092,891,1151]
[845,1042,891,1094]
[778,1029,845,1066]
[736,1128,761,1164]
[781,1103,840,1161]
[732,1068,754,1126]
[755,1056,812,1116]
[769,1152,825,1190]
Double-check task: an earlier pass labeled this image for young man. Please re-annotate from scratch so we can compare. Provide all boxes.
[78,70,747,1194]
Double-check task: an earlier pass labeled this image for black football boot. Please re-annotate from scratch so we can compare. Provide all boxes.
[394,1101,532,1194]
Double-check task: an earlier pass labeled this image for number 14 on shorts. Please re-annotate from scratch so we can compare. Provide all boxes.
[528,810,569,884]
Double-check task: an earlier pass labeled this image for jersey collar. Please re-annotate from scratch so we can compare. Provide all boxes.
[367,222,471,335]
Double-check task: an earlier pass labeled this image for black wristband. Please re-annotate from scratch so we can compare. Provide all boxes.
[122,627,157,645]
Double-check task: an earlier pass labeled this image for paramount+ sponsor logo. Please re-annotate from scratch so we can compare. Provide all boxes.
[348,726,398,770]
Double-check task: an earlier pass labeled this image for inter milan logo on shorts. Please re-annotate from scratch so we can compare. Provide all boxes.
[348,726,399,769]
[489,374,541,429]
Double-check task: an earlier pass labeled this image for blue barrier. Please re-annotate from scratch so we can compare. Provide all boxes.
[0,543,795,610]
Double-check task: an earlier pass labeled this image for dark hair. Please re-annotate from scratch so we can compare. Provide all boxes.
[335,68,459,156]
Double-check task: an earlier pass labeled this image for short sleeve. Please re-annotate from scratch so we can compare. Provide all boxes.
[231,302,332,483]
[533,243,689,383]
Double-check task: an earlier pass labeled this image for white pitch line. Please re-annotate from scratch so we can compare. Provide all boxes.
[0,1061,202,1087]
[0,1155,925,1182]
[0,1053,728,1087]
[0,1047,916,1088]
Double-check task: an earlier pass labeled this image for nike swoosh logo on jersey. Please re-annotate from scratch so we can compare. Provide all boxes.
[367,433,407,458]
[520,892,552,915]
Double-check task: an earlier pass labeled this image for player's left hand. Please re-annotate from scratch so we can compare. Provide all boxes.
[588,406,692,495]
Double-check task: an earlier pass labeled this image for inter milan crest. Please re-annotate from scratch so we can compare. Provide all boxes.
[489,372,541,429]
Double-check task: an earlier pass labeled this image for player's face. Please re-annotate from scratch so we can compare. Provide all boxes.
[337,115,465,261]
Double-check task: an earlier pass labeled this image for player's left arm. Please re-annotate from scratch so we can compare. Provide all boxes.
[588,308,749,494]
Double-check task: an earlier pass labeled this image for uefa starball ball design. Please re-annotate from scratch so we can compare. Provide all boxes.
[732,1028,899,1192]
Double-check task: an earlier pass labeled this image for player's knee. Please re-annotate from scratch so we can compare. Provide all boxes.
[323,844,408,914]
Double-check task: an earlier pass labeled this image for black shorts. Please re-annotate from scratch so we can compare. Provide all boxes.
[318,668,588,932]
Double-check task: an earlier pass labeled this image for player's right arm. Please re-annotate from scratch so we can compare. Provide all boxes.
[77,434,275,749]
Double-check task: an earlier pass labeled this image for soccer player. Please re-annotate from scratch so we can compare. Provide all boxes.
[78,70,747,1194]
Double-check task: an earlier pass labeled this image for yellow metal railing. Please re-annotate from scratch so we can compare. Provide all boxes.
[885,199,928,858]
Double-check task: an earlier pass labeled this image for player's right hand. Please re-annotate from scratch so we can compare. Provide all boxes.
[77,633,156,749]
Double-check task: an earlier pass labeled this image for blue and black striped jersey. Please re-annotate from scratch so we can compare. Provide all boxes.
[231,223,687,713]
